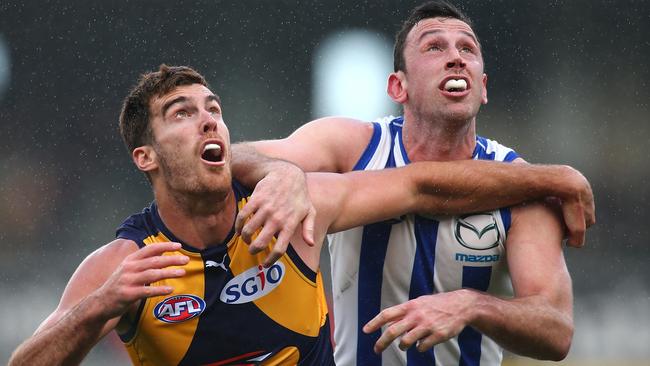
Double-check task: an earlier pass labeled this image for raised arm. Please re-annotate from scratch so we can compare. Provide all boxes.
[309,160,594,246]
[8,241,187,366]
[232,116,374,174]
[231,116,593,266]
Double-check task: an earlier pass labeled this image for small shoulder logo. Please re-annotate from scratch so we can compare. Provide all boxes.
[454,213,500,250]
[220,262,285,304]
[153,294,205,323]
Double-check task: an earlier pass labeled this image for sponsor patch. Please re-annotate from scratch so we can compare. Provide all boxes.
[454,213,501,250]
[153,294,206,323]
[220,262,285,304]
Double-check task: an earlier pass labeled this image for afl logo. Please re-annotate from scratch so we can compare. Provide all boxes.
[153,294,206,323]
[220,262,285,304]
[454,213,500,250]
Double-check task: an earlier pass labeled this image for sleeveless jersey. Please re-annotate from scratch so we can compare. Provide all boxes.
[115,181,334,366]
[327,116,519,366]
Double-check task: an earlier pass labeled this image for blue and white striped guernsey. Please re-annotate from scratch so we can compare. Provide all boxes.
[327,116,519,366]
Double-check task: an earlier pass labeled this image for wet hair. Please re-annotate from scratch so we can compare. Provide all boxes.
[393,0,476,72]
[119,64,211,154]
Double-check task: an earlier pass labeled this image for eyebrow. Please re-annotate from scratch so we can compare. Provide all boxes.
[418,29,479,46]
[206,94,220,106]
[162,96,187,117]
[161,94,221,116]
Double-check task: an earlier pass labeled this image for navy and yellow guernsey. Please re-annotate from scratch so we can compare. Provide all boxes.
[115,181,334,366]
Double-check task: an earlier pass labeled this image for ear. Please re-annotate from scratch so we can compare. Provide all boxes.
[481,73,488,105]
[387,71,408,104]
[132,145,158,173]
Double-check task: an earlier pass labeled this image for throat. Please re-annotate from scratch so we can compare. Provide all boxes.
[156,189,237,249]
[402,117,477,162]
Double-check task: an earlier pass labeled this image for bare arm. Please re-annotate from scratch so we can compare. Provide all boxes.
[308,160,594,246]
[470,202,573,359]
[9,241,188,366]
[232,116,373,174]
[229,117,372,265]
[363,202,572,360]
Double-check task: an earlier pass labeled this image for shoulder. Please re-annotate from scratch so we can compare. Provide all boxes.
[115,204,157,247]
[475,135,520,162]
[292,116,378,172]
[295,116,376,150]
[508,200,563,247]
[77,239,140,282]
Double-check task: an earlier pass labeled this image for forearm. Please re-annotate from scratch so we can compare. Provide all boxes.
[412,160,584,214]
[231,143,277,188]
[466,290,573,360]
[9,293,110,366]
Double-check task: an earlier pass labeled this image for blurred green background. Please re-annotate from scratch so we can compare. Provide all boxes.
[1,1,648,364]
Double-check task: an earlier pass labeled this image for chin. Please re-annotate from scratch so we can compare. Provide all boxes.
[443,108,475,122]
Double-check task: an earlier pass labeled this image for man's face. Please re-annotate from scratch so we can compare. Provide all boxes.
[147,83,231,197]
[400,17,487,122]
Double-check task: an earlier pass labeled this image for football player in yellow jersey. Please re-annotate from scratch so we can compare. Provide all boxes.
[9,65,594,366]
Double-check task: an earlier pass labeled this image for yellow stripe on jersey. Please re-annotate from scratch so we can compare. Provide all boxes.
[228,197,327,337]
[125,232,205,366]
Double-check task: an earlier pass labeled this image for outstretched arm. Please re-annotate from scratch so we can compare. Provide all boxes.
[232,116,373,174]
[311,160,594,246]
[363,201,573,360]
[8,241,188,366]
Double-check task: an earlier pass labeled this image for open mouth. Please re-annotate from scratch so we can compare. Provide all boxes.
[439,76,470,94]
[201,142,224,163]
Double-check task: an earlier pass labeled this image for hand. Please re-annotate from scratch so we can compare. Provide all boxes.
[93,242,188,320]
[363,290,474,353]
[235,163,316,267]
[555,166,596,247]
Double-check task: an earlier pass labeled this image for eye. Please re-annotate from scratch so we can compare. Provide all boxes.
[460,46,474,53]
[174,110,190,119]
[427,44,443,52]
[208,107,221,116]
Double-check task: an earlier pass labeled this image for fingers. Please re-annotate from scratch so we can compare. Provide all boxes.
[415,331,446,352]
[141,285,175,298]
[249,224,278,255]
[301,206,316,247]
[363,306,405,334]
[237,204,262,243]
[138,267,186,285]
[374,319,413,353]
[130,251,189,272]
[123,242,188,293]
[262,228,291,267]
[239,206,292,246]
[562,202,586,248]
[401,327,431,352]
[130,241,182,259]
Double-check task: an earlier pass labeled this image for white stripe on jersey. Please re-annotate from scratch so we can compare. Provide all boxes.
[328,116,518,366]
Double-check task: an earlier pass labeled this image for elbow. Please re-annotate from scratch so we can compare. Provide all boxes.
[543,322,574,361]
[554,327,574,361]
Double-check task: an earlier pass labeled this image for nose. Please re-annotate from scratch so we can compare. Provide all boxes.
[200,110,218,134]
[445,50,466,70]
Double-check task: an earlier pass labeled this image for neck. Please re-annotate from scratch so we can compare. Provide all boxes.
[401,109,477,162]
[154,187,236,250]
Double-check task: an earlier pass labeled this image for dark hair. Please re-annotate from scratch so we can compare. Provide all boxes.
[119,64,210,154]
[393,1,476,72]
